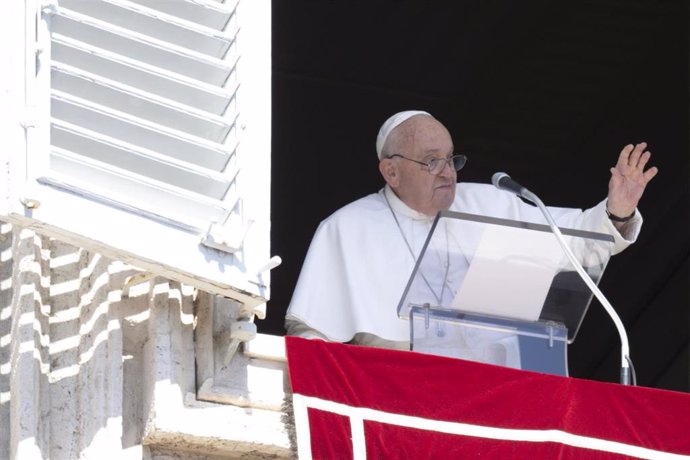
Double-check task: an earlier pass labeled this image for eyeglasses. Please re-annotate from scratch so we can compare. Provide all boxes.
[387,153,467,175]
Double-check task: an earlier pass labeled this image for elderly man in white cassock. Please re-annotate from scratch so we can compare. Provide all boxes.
[285,110,657,368]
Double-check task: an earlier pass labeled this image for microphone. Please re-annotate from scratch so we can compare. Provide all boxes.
[491,172,530,198]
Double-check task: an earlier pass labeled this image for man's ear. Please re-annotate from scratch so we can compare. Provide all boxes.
[379,159,399,187]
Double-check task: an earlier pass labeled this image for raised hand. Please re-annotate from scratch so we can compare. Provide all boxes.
[607,142,658,219]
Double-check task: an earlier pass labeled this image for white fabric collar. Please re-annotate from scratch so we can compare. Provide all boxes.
[383,185,435,222]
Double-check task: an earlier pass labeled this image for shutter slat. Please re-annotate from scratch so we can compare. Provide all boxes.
[59,0,237,59]
[53,9,235,86]
[52,64,235,143]
[51,120,236,200]
[127,0,238,30]
[52,91,234,171]
[47,147,238,232]
[52,35,235,114]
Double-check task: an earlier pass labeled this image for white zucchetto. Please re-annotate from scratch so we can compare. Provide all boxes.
[376,110,431,160]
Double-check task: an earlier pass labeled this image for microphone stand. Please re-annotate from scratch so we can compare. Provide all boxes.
[521,189,632,385]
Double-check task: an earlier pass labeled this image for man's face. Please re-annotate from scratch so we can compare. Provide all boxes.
[385,117,457,216]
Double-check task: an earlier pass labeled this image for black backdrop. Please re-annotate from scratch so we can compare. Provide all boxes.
[264,1,689,391]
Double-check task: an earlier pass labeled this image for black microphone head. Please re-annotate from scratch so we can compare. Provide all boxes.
[492,172,509,188]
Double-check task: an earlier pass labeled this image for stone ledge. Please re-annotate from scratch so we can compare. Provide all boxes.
[144,393,293,459]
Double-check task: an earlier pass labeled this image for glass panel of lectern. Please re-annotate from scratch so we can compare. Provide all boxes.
[396,210,615,376]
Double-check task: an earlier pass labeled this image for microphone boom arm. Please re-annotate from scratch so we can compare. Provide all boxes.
[520,188,632,385]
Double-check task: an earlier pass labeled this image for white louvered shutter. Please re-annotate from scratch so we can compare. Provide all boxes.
[1,0,273,313]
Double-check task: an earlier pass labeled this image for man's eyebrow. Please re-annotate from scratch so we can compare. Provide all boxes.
[422,146,455,158]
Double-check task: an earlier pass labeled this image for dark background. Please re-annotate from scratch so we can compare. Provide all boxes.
[263,1,689,391]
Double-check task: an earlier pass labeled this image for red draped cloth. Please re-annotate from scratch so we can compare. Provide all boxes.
[286,336,690,459]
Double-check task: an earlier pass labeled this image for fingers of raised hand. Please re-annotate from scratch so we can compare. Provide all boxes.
[617,144,635,169]
[628,142,648,168]
[617,143,652,176]
[643,165,659,182]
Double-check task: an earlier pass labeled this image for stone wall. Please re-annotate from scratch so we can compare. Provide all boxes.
[0,222,292,459]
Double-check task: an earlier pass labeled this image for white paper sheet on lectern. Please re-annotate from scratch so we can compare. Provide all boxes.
[451,224,564,321]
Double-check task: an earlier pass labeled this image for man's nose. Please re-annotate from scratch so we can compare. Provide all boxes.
[438,158,456,177]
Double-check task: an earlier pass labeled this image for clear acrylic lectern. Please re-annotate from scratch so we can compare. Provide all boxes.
[396,210,615,376]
